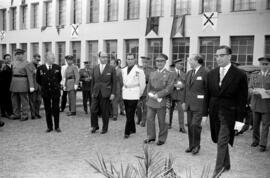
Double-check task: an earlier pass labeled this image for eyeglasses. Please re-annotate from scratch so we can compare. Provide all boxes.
[100,56,108,58]
[261,63,269,66]
[214,54,229,58]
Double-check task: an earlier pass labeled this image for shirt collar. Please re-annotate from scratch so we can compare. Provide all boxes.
[45,63,51,69]
[194,65,201,74]
[220,63,231,72]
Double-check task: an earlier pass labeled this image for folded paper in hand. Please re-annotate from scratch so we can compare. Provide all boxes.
[148,92,162,102]
[234,121,245,132]
[254,88,270,99]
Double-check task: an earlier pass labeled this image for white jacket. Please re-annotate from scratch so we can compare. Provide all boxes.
[122,65,146,100]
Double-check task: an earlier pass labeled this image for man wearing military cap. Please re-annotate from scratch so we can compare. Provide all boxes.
[79,61,93,114]
[144,54,174,146]
[64,55,80,116]
[9,49,34,121]
[250,56,270,152]
[169,58,186,133]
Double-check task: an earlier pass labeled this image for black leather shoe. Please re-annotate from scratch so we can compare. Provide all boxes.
[67,112,76,116]
[36,115,42,119]
[55,128,62,133]
[259,145,266,152]
[120,111,125,116]
[100,130,107,134]
[20,117,28,121]
[156,141,165,146]
[0,121,5,127]
[112,117,117,121]
[124,135,129,139]
[46,129,52,133]
[91,127,99,133]
[251,142,259,147]
[144,139,155,144]
[31,116,36,120]
[192,145,200,155]
[10,115,20,120]
[179,128,187,133]
[185,147,193,153]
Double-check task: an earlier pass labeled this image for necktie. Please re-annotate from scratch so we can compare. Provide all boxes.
[177,70,180,77]
[189,70,195,84]
[219,67,226,86]
[49,65,52,70]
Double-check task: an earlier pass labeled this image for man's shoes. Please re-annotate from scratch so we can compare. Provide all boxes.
[179,128,187,133]
[67,112,76,116]
[46,129,52,133]
[259,145,266,152]
[55,128,62,133]
[0,121,5,127]
[192,145,200,155]
[136,120,140,125]
[112,117,117,121]
[9,115,20,120]
[20,117,28,121]
[251,142,259,147]
[36,115,42,119]
[100,130,107,134]
[91,127,99,133]
[185,147,193,153]
[156,141,165,146]
[140,122,145,127]
[31,116,36,120]
[120,111,125,116]
[124,135,129,139]
[144,139,155,144]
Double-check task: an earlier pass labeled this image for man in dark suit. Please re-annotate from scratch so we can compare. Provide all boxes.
[203,46,248,177]
[90,51,116,134]
[36,52,62,133]
[183,54,208,155]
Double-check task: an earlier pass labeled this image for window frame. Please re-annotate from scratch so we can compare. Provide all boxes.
[172,0,191,16]
[88,0,99,23]
[125,0,140,20]
[172,38,190,72]
[148,0,163,17]
[200,0,221,13]
[0,9,7,31]
[232,0,256,12]
[44,1,52,27]
[104,0,119,22]
[87,40,99,67]
[31,3,39,29]
[147,38,163,68]
[10,7,17,31]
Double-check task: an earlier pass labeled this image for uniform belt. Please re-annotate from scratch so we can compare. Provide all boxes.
[13,74,27,77]
[67,76,75,80]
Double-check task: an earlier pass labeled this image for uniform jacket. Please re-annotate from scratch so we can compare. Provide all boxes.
[36,64,62,97]
[26,62,40,91]
[249,71,270,113]
[91,64,116,98]
[203,65,248,146]
[61,64,68,90]
[171,69,186,101]
[142,66,154,97]
[65,65,80,91]
[115,66,123,97]
[146,68,174,108]
[79,67,92,91]
[10,60,34,92]
[183,66,207,112]
[122,65,146,100]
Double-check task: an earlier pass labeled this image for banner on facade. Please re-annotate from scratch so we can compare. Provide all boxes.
[145,17,159,36]
[0,31,6,41]
[202,12,218,31]
[71,24,79,38]
[171,15,186,38]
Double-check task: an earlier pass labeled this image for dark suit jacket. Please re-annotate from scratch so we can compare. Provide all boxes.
[170,69,186,102]
[0,63,12,91]
[36,64,62,98]
[203,65,248,146]
[91,64,116,98]
[184,66,208,112]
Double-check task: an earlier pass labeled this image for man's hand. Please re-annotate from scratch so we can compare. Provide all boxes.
[251,88,260,95]
[74,84,78,90]
[110,94,115,100]
[30,87,35,93]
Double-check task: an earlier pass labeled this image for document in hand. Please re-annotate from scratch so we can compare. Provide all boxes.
[254,88,270,99]
[148,92,162,102]
[234,121,245,132]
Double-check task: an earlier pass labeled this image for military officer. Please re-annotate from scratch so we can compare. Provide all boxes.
[9,49,34,121]
[64,55,80,116]
[36,52,62,132]
[27,54,42,119]
[136,56,154,127]
[144,54,174,146]
[79,61,93,114]
[60,63,68,112]
[169,58,186,133]
[249,57,270,152]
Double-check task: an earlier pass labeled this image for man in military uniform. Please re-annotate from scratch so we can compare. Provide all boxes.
[169,58,186,133]
[64,55,80,116]
[27,54,42,119]
[250,57,270,152]
[60,63,68,112]
[9,49,34,121]
[136,56,153,127]
[144,54,174,146]
[36,52,62,132]
[79,61,93,114]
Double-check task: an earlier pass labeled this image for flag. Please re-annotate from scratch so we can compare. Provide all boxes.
[145,17,159,36]
[11,0,14,6]
[21,0,26,5]
[41,26,47,32]
[170,15,186,38]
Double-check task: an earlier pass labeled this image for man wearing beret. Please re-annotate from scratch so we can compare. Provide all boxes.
[144,54,174,146]
[249,57,270,152]
[9,49,34,121]
[64,55,80,116]
[169,58,186,133]
[79,61,93,114]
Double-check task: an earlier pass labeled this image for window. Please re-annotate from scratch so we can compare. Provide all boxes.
[147,39,163,68]
[31,3,39,28]
[72,0,82,24]
[88,0,99,23]
[268,0,270,9]
[230,36,254,65]
[172,38,189,72]
[56,42,66,65]
[173,0,191,15]
[0,9,6,31]
[71,41,81,67]
[233,0,256,11]
[57,0,66,26]
[44,1,52,27]
[199,37,220,70]
[105,40,117,61]
[201,0,221,13]
[20,43,27,59]
[20,5,27,29]
[87,41,99,67]
[10,7,17,30]
[125,39,139,61]
[265,36,270,57]
[148,0,163,17]
[105,0,118,21]
[31,43,39,58]
[43,42,52,60]
[10,44,17,60]
[125,0,140,20]
[1,44,7,58]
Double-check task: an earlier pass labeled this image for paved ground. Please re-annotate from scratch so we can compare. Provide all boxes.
[0,99,270,178]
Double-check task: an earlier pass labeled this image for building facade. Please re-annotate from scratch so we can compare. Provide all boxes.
[0,0,269,70]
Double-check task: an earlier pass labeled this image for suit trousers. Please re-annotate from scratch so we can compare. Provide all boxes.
[252,112,270,147]
[82,90,91,113]
[60,90,68,111]
[187,110,202,149]
[29,90,42,117]
[91,92,110,131]
[68,90,76,113]
[147,106,168,142]
[11,92,29,119]
[43,96,60,130]
[124,100,138,135]
[214,111,231,173]
[169,100,185,129]
[0,90,13,116]
[136,96,147,124]
[111,94,121,118]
